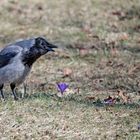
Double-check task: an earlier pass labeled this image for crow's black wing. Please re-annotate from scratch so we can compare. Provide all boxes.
[0,38,35,68]
[0,52,17,68]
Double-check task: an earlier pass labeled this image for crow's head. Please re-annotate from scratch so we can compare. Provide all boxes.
[22,37,58,67]
[34,37,58,54]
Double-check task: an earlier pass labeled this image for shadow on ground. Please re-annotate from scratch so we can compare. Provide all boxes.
[21,92,140,109]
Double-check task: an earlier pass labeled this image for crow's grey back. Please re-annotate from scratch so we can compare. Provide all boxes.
[0,38,35,55]
[14,38,35,49]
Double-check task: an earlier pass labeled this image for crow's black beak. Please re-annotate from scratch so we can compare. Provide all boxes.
[47,44,58,52]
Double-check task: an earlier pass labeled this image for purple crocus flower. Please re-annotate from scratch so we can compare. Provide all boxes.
[57,83,69,95]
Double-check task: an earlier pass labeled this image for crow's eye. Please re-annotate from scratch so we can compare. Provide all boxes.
[39,41,46,48]
[35,38,47,49]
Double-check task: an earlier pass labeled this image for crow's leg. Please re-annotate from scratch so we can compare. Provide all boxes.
[0,84,4,100]
[22,82,27,98]
[10,83,18,100]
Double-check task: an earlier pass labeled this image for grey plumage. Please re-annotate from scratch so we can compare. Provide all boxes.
[0,37,57,100]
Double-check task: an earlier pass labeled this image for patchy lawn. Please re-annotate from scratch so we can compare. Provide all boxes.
[0,0,139,139]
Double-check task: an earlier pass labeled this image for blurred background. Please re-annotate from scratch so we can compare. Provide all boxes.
[0,0,139,94]
[0,0,139,139]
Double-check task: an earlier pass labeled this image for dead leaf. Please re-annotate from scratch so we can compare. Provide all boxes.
[110,47,119,56]
[111,10,124,16]
[119,32,129,41]
[117,90,130,103]
[65,88,75,94]
[63,68,73,77]
[133,25,140,32]
[57,88,75,97]
[79,48,89,57]
[137,37,140,43]
[106,60,114,66]
[105,32,129,44]
[85,96,95,101]
[82,24,92,34]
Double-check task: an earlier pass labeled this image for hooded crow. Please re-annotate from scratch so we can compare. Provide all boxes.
[0,37,57,100]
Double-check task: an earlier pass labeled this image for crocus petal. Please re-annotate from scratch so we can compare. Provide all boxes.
[57,83,69,94]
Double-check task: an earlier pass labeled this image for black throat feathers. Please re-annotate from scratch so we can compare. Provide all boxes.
[22,49,41,67]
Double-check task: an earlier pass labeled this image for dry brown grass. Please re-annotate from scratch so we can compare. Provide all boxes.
[0,0,140,139]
